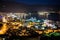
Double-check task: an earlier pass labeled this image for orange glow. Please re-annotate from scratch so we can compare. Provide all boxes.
[0,23,8,34]
[58,29,60,32]
[0,16,8,34]
[54,30,58,32]
[27,24,33,28]
[36,31,43,34]
[44,29,53,34]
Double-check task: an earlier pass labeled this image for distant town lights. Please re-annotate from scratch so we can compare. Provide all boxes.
[38,12,48,15]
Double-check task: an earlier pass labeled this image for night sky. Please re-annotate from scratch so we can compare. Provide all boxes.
[2,0,60,5]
